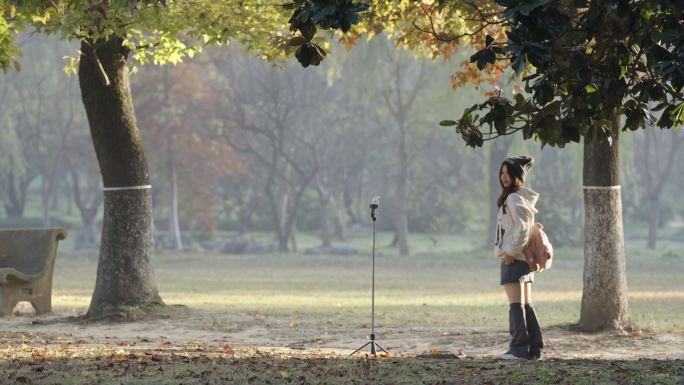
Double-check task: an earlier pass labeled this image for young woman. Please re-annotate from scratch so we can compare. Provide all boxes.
[494,156,543,360]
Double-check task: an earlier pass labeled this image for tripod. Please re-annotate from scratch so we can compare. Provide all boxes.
[350,197,389,357]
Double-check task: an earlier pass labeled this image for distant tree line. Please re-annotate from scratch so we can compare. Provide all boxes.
[1,35,683,254]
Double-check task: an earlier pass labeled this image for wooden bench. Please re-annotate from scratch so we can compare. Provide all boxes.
[0,228,68,316]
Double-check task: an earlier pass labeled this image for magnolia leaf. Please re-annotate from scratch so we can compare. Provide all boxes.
[288,36,308,46]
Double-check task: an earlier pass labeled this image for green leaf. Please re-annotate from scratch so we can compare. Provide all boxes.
[670,102,684,125]
[533,81,554,105]
[288,36,307,46]
[295,42,326,67]
[518,0,546,16]
[300,19,316,41]
[585,84,598,94]
[646,44,671,63]
[470,49,496,70]
[561,120,581,142]
[514,93,526,107]
[311,4,336,24]
[439,120,457,126]
[670,65,684,91]
[512,56,525,74]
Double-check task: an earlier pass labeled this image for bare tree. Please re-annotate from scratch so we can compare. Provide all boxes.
[634,128,684,248]
[216,54,328,251]
[376,40,428,256]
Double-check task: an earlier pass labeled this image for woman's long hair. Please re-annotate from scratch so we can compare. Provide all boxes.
[497,162,524,208]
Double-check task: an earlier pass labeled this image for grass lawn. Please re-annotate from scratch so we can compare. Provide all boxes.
[0,230,681,384]
[51,230,684,332]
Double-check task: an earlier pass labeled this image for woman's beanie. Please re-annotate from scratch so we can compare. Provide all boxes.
[504,156,534,181]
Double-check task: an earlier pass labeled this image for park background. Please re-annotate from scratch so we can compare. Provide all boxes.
[0,32,683,384]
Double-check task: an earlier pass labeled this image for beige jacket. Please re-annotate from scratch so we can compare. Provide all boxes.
[494,186,539,261]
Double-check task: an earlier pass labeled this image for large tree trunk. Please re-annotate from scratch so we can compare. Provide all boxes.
[79,37,164,320]
[579,127,630,331]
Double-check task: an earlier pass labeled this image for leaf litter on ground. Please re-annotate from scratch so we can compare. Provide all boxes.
[0,332,681,384]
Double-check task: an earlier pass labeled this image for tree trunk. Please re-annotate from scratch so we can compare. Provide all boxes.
[168,158,183,251]
[51,180,59,211]
[396,137,409,255]
[639,129,684,249]
[65,180,73,215]
[79,37,164,320]
[290,221,298,253]
[70,166,103,249]
[236,196,254,236]
[318,191,332,248]
[41,177,51,227]
[277,192,289,251]
[646,197,659,249]
[281,179,314,252]
[332,193,347,241]
[3,169,29,218]
[579,127,630,331]
[344,178,359,226]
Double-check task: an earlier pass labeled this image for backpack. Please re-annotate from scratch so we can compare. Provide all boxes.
[522,222,554,272]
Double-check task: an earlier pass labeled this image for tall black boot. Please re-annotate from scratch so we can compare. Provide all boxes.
[504,302,529,358]
[525,303,543,359]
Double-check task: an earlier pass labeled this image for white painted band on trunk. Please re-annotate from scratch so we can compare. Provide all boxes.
[582,185,621,190]
[103,185,152,192]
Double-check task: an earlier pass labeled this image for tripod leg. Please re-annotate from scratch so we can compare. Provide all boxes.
[374,342,389,354]
[349,341,372,356]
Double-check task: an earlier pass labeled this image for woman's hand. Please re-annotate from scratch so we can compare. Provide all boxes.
[503,253,515,265]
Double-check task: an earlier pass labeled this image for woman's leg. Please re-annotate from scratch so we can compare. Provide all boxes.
[523,282,543,359]
[502,283,529,358]
[504,283,522,303]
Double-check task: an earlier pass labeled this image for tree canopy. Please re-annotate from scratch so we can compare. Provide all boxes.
[436,0,684,147]
[1,1,299,72]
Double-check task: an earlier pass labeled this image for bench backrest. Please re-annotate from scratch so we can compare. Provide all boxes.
[0,228,68,275]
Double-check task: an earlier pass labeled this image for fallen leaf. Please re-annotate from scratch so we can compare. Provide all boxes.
[222,346,234,355]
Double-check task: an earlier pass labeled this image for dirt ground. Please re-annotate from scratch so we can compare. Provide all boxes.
[1,306,682,361]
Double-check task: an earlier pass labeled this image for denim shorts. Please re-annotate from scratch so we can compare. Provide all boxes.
[500,259,534,285]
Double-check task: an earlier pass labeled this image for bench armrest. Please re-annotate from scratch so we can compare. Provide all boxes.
[0,268,41,284]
